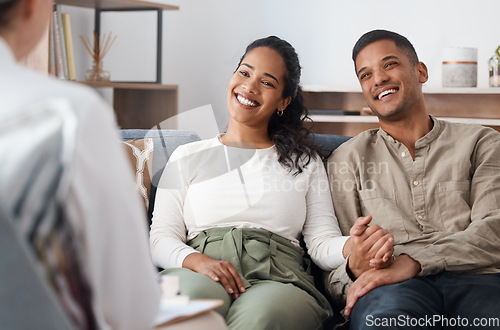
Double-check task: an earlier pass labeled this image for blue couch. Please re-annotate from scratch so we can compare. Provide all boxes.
[120,129,351,327]
[120,129,351,221]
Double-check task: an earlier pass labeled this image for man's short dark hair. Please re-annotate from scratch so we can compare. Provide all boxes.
[352,29,419,70]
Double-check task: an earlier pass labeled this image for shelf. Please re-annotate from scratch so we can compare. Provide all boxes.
[78,82,178,129]
[55,0,179,10]
[422,87,500,94]
[309,115,500,137]
[304,89,500,119]
[54,1,180,130]
[303,86,500,136]
[310,115,500,126]
[303,85,500,94]
[82,81,177,90]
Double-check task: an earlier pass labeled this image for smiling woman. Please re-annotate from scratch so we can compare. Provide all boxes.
[150,36,376,329]
[225,47,288,135]
[223,36,321,174]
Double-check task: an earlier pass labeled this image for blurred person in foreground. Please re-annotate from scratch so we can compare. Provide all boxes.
[0,0,226,328]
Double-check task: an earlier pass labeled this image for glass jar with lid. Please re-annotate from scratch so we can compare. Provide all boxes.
[489,46,500,87]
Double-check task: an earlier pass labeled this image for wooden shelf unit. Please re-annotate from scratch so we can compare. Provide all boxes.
[55,0,178,10]
[303,87,500,136]
[54,0,179,129]
[82,82,178,129]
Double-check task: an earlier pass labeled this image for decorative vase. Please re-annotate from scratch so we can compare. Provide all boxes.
[85,59,110,82]
[489,55,500,87]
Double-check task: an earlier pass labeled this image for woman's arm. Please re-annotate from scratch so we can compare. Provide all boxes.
[149,144,245,299]
[303,159,393,272]
[150,146,199,269]
[302,158,349,270]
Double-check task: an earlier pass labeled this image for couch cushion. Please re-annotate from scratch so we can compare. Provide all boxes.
[120,129,202,221]
[120,129,201,176]
[122,138,154,212]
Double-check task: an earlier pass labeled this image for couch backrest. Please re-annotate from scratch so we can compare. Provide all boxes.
[120,129,350,223]
[313,133,351,160]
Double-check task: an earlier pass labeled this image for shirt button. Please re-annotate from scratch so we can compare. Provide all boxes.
[401,152,406,157]
[413,180,419,186]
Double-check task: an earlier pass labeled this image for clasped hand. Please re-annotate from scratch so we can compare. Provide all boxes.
[343,216,421,317]
[346,215,395,279]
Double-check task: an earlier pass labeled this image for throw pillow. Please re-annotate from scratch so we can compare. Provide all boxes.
[122,138,154,212]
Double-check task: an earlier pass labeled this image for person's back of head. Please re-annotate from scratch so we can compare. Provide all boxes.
[0,0,20,28]
[0,0,53,60]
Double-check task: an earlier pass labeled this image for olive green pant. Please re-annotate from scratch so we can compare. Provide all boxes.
[161,227,332,330]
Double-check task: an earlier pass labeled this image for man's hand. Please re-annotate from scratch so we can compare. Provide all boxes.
[347,216,395,278]
[182,253,246,299]
[344,254,421,316]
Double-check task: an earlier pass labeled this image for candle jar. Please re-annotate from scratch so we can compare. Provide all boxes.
[442,47,478,87]
[489,55,500,87]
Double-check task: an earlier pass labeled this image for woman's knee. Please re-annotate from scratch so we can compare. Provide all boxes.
[226,282,326,330]
[161,268,232,317]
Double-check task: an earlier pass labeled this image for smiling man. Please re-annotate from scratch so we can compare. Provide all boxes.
[326,30,500,329]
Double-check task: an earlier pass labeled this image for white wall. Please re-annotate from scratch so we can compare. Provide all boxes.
[62,0,500,131]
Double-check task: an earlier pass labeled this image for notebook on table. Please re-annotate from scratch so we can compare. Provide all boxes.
[155,299,223,327]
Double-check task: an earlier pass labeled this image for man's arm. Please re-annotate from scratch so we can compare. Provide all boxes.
[343,254,421,316]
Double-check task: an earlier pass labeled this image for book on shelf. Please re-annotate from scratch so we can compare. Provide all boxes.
[48,17,56,76]
[61,13,76,80]
[51,6,65,79]
[48,4,76,81]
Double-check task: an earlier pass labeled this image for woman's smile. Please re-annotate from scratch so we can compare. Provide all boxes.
[235,93,261,108]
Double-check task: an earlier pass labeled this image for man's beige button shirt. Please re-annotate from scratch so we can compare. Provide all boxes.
[326,116,500,305]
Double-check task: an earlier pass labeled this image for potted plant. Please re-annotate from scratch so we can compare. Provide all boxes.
[489,45,500,87]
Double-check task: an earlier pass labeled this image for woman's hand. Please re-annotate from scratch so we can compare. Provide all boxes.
[182,253,246,299]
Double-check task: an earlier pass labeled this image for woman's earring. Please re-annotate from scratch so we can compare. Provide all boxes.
[277,109,284,116]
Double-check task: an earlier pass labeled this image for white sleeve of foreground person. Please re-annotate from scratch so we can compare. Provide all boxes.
[1,37,161,329]
[64,89,161,329]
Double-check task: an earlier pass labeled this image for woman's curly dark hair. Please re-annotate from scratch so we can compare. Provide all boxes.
[237,36,321,175]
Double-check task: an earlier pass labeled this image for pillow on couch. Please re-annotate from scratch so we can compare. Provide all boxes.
[122,138,154,212]
[120,129,202,223]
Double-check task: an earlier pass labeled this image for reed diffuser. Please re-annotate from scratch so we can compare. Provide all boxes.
[80,31,117,82]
